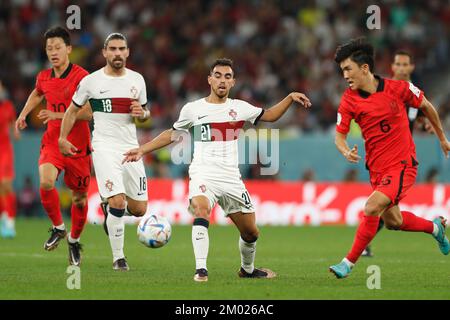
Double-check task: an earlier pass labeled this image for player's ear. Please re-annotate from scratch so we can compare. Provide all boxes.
[361,63,370,74]
[102,48,107,58]
[410,63,415,73]
[230,78,236,88]
[207,74,212,86]
[66,45,72,55]
[126,47,130,58]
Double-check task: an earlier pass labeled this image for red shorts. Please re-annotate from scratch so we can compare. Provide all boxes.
[370,164,417,205]
[39,144,92,193]
[0,144,14,180]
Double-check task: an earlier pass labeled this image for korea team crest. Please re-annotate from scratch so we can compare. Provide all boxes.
[390,101,399,114]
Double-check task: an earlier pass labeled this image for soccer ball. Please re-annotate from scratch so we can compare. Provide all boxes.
[137,214,172,248]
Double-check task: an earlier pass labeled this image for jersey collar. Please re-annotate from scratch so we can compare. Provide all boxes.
[357,75,384,98]
[51,63,73,79]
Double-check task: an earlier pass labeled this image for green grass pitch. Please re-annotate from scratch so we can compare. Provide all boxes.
[0,218,449,300]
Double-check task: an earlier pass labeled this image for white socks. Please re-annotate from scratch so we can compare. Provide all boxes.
[342,257,354,268]
[107,207,125,262]
[54,223,65,230]
[239,237,256,274]
[68,235,79,244]
[4,216,15,229]
[192,218,209,270]
[432,223,439,237]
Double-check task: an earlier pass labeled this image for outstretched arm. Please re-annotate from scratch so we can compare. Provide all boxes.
[335,131,361,163]
[122,128,175,163]
[420,96,450,158]
[15,89,45,131]
[260,92,311,122]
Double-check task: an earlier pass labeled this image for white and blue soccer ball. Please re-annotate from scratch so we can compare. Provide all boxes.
[137,214,172,248]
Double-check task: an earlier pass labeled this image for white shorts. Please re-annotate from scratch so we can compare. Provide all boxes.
[188,175,254,216]
[92,148,148,201]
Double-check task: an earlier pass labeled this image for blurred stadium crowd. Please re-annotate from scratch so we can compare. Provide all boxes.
[1,0,450,134]
[1,0,450,217]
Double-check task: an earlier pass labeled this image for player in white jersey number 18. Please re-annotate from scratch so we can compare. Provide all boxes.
[59,33,151,272]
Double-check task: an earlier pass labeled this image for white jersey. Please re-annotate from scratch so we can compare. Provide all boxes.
[72,67,147,151]
[173,98,264,179]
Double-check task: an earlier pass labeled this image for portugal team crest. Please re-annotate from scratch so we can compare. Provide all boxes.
[130,86,138,99]
[105,179,114,192]
[229,109,237,120]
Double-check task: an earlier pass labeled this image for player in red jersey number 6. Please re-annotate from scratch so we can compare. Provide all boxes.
[329,38,450,279]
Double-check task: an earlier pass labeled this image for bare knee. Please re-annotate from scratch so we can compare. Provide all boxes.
[0,181,13,194]
[364,201,385,217]
[108,195,126,209]
[72,193,87,209]
[40,178,55,191]
[191,199,210,219]
[241,228,259,243]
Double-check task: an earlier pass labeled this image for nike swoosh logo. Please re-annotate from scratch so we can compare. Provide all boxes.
[195,238,205,240]
[100,90,110,94]
[137,192,145,196]
[198,115,208,120]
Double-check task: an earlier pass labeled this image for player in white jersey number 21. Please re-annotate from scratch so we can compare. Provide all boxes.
[59,33,151,271]
[123,58,311,282]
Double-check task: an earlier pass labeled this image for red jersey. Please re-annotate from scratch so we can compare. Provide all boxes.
[336,76,424,172]
[0,99,15,148]
[35,63,91,157]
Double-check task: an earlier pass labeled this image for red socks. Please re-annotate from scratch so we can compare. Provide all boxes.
[70,203,88,240]
[346,215,380,264]
[0,193,16,218]
[400,211,433,234]
[40,188,63,227]
[346,211,434,264]
[0,194,4,214]
[4,193,16,218]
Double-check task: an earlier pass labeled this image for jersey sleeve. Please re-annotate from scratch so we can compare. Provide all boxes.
[138,75,148,107]
[399,81,424,109]
[336,93,354,134]
[172,103,193,132]
[35,73,44,95]
[72,76,90,108]
[4,100,15,123]
[241,101,265,125]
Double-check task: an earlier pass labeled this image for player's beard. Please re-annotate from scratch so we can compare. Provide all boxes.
[214,87,228,99]
[109,58,125,70]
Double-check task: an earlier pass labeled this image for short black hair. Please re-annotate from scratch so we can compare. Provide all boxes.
[44,26,71,46]
[334,37,375,72]
[210,58,234,76]
[394,50,414,64]
[104,33,127,48]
